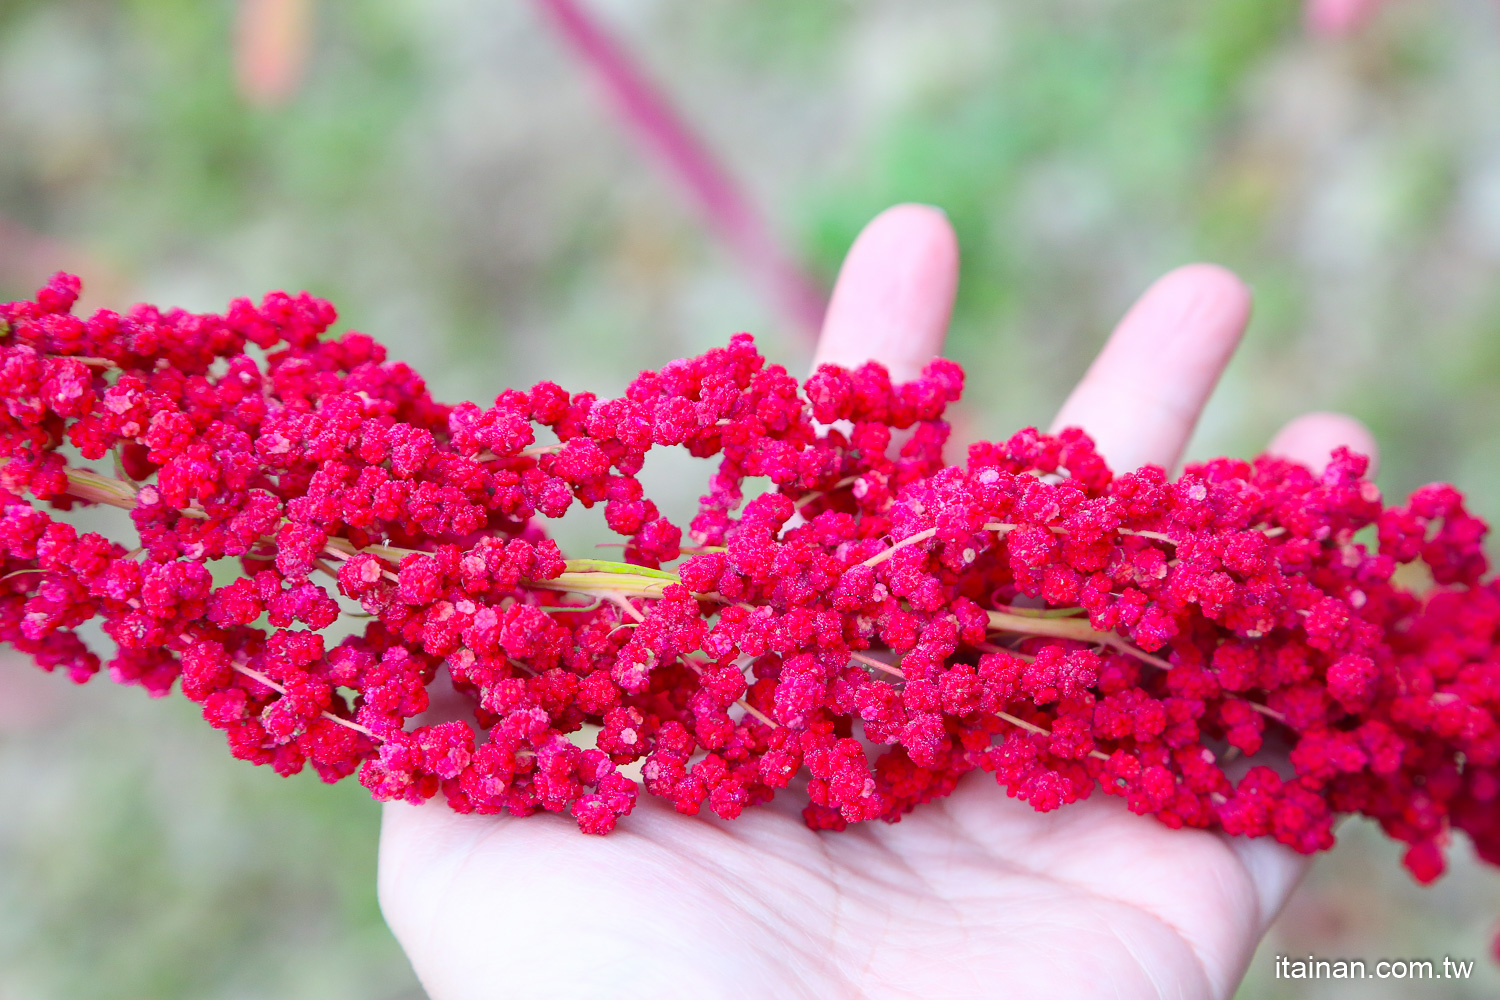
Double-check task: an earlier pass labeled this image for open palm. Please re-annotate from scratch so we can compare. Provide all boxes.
[379,206,1377,999]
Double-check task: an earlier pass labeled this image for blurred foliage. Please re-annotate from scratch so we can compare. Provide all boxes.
[0,655,414,999]
[1,0,1499,997]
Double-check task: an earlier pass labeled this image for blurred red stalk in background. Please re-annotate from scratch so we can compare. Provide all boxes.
[0,217,123,307]
[1305,0,1384,36]
[235,0,313,108]
[533,0,827,341]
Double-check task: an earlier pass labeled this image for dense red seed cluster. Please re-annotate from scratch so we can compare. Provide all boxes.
[1,276,1497,895]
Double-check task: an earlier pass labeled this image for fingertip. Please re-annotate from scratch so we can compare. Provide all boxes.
[1267,411,1380,477]
[870,201,954,233]
[814,203,959,382]
[1141,263,1253,338]
[855,203,957,264]
[1052,262,1253,473]
[1175,262,1251,303]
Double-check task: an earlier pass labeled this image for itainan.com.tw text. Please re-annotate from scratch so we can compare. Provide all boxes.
[1274,955,1475,980]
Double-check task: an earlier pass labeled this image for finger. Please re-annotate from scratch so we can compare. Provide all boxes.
[1306,0,1385,37]
[1267,411,1380,477]
[1050,263,1251,473]
[813,203,959,381]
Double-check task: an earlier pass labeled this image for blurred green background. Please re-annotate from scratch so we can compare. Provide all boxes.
[1,0,1498,997]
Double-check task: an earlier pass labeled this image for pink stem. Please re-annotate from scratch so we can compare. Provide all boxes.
[532,0,826,339]
[0,218,118,295]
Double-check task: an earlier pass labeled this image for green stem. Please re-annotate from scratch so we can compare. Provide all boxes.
[35,462,1175,672]
[986,610,1172,671]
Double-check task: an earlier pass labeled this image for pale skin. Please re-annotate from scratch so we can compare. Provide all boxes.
[379,204,1380,999]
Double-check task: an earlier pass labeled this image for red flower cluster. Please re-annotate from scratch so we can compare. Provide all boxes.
[1,276,1496,896]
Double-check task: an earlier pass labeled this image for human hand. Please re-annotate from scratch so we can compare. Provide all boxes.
[378,204,1377,999]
